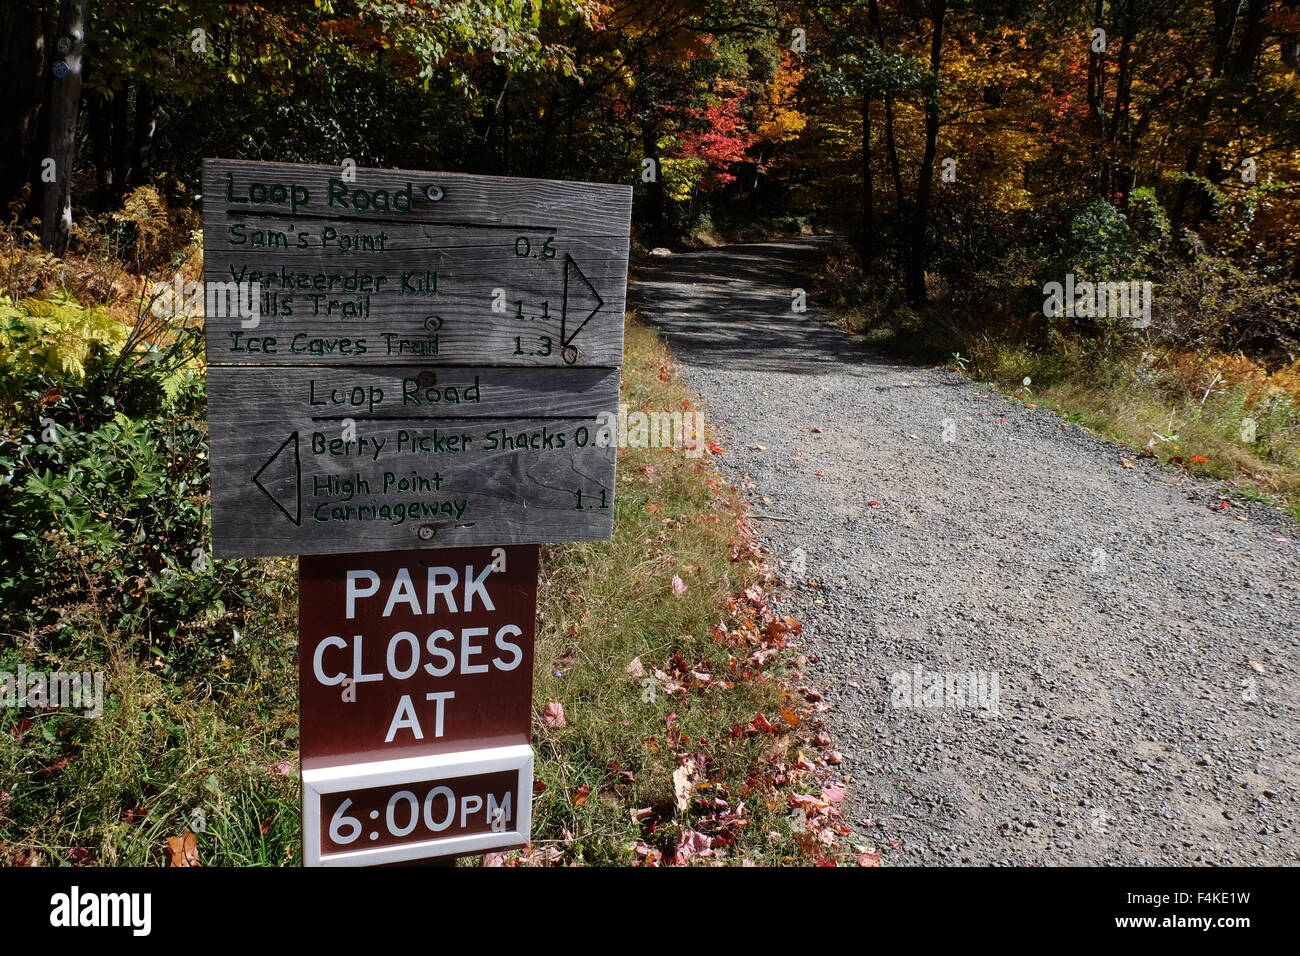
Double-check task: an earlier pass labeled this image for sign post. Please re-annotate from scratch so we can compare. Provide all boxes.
[201,159,631,864]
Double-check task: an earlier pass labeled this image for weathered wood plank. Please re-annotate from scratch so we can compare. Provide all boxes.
[202,159,631,367]
[207,365,618,558]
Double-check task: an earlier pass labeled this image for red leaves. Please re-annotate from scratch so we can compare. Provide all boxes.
[750,712,778,735]
[66,847,95,865]
[673,829,713,865]
[572,784,591,807]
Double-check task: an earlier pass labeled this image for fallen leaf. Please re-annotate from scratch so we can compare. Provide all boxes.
[673,765,695,812]
[572,784,591,807]
[165,830,200,867]
[626,657,645,679]
[1244,659,1266,674]
[671,575,687,597]
[542,701,566,728]
[674,829,713,865]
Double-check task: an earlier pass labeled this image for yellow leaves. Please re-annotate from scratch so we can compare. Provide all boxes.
[753,51,808,148]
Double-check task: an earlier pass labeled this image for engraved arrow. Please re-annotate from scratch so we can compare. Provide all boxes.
[253,432,301,525]
[560,253,603,348]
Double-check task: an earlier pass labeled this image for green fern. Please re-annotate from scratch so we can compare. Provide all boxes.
[0,293,128,380]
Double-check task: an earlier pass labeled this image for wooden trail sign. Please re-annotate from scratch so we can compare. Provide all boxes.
[202,159,630,866]
[202,159,631,558]
[298,546,537,866]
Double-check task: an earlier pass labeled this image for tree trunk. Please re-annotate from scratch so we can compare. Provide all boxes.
[1087,0,1108,195]
[1171,0,1241,229]
[1107,0,1136,205]
[906,0,947,304]
[129,84,155,190]
[1283,0,1300,66]
[40,0,87,257]
[0,2,48,210]
[860,89,874,271]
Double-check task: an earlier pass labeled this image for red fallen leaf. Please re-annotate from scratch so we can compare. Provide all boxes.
[1170,456,1184,464]
[572,784,591,807]
[121,806,147,825]
[867,500,882,506]
[66,847,94,865]
[751,712,777,733]
[1213,501,1230,511]
[634,841,662,866]
[673,829,713,865]
[858,852,883,867]
[658,366,671,382]
[708,441,726,455]
[533,778,548,794]
[814,470,827,477]
[165,830,201,867]
[1191,455,1210,465]
[810,427,822,433]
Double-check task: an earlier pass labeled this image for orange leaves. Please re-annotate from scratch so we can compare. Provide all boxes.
[165,830,200,867]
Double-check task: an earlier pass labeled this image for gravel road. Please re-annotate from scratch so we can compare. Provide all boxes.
[632,238,1299,866]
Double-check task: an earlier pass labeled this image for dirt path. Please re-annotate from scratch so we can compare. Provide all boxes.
[632,238,1299,866]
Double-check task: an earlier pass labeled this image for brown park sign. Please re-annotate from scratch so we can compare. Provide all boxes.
[298,545,538,865]
[202,159,630,558]
[298,546,537,769]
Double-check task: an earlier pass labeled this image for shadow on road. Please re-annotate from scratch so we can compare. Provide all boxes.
[630,237,867,375]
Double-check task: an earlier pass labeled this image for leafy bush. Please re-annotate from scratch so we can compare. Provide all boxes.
[0,372,253,677]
